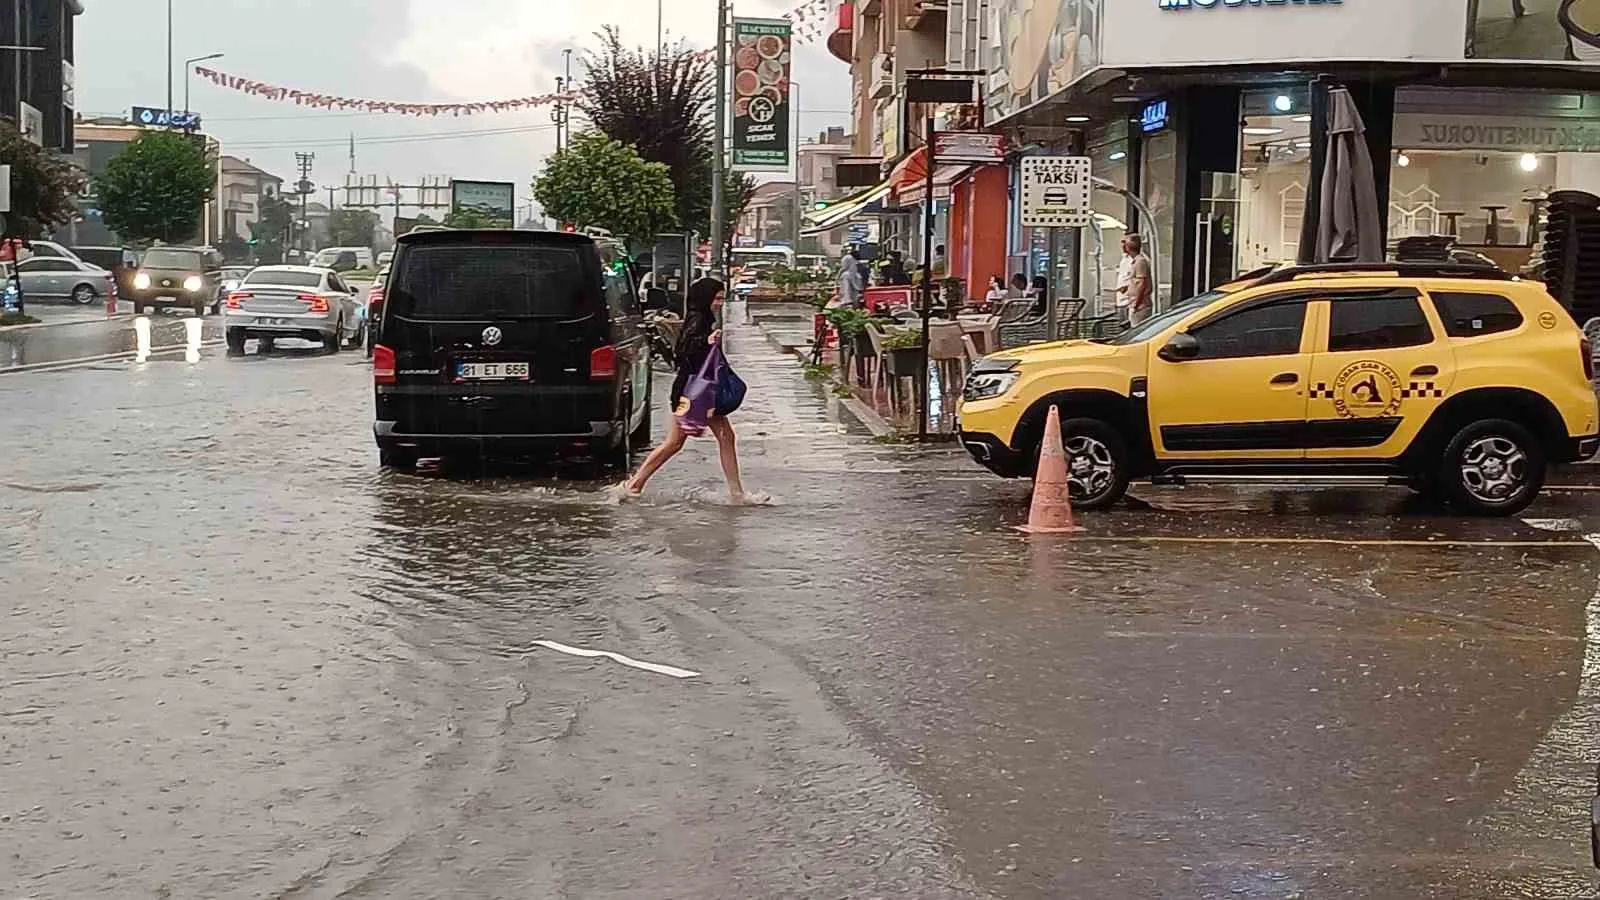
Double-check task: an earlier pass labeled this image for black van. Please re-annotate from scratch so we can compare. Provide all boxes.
[371,229,651,470]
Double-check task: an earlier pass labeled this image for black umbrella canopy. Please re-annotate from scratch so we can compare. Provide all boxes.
[1317,86,1384,264]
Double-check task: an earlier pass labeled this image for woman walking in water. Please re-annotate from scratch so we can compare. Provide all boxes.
[620,277,765,504]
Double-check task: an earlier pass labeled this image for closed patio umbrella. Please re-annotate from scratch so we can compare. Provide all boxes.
[1317,86,1384,263]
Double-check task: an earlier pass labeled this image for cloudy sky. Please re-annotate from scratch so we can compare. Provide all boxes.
[77,0,853,215]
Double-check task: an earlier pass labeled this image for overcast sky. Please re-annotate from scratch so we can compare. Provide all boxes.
[77,0,853,214]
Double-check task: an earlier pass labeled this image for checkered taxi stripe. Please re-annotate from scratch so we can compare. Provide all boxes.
[1309,382,1444,399]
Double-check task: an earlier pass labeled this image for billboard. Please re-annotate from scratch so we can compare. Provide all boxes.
[449,180,515,227]
[984,0,1104,123]
[731,18,793,172]
[132,106,201,129]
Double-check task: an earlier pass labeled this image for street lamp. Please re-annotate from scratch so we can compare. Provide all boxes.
[184,52,223,116]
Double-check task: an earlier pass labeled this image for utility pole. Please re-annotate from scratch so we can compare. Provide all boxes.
[710,0,728,280]
[294,152,315,255]
[165,0,173,116]
[550,76,566,151]
[791,82,802,261]
[348,133,356,175]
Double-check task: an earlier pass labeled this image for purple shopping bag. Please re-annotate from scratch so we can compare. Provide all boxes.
[674,344,726,436]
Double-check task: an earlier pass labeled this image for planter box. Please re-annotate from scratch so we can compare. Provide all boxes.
[885,346,925,378]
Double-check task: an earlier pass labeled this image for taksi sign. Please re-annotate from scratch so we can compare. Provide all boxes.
[1019,156,1092,228]
[1158,0,1340,9]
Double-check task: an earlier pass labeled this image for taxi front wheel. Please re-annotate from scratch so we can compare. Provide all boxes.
[1438,418,1545,517]
[1032,415,1130,511]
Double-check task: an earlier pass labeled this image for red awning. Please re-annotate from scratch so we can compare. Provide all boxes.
[889,147,929,196]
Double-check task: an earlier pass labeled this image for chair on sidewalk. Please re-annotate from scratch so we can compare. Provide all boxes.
[927,320,969,423]
[865,322,899,419]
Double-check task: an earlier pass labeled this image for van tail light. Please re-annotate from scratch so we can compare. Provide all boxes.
[373,345,397,384]
[226,291,251,309]
[590,345,617,380]
[300,293,329,313]
[1583,336,1594,381]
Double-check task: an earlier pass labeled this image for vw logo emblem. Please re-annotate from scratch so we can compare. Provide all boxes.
[481,326,503,346]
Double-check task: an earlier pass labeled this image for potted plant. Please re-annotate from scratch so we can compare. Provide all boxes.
[825,307,871,371]
[881,329,925,378]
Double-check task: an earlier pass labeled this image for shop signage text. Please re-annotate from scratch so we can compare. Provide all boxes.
[934,131,1008,164]
[1019,156,1092,228]
[1140,100,1169,133]
[1394,114,1600,153]
[731,18,794,173]
[1158,0,1341,9]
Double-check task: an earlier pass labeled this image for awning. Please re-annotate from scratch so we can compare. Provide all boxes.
[802,181,893,235]
[895,164,973,206]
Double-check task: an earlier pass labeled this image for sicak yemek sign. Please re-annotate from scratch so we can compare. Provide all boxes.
[1019,156,1092,228]
[731,18,793,173]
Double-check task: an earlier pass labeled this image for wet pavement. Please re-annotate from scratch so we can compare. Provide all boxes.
[4,307,1600,898]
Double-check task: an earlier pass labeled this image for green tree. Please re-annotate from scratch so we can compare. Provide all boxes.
[533,132,676,251]
[580,28,713,234]
[94,131,215,244]
[250,193,294,264]
[0,121,87,241]
[327,208,378,247]
[442,206,493,228]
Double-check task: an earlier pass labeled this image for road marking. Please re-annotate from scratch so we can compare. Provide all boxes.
[1546,484,1600,492]
[1072,535,1585,548]
[1105,630,1581,643]
[1522,517,1583,532]
[521,639,700,679]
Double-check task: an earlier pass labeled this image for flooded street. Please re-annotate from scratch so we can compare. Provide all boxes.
[4,311,1600,898]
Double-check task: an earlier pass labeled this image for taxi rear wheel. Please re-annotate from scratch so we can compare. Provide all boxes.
[1031,416,1130,510]
[1438,418,1545,516]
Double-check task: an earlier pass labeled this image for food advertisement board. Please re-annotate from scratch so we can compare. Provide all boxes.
[732,18,793,173]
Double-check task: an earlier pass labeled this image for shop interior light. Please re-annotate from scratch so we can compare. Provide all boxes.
[1065,114,1090,123]
[1108,150,1128,161]
[1273,95,1294,112]
[1398,152,1411,167]
[1293,114,1312,124]
[1520,152,1540,172]
[1241,127,1284,136]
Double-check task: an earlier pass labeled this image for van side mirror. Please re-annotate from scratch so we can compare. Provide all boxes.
[1158,332,1200,362]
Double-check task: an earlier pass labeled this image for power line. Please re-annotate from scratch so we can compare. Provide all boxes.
[225,123,559,150]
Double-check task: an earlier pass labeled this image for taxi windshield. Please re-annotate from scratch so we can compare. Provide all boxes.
[1104,290,1226,345]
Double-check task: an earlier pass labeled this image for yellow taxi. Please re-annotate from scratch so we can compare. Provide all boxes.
[957,262,1599,515]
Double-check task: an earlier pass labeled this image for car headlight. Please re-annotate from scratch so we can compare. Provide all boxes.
[183,275,203,293]
[133,272,151,290]
[964,367,1021,401]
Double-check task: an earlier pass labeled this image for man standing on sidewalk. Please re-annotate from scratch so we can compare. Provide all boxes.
[1120,234,1153,327]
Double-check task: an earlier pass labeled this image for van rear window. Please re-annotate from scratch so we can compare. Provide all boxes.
[389,244,596,319]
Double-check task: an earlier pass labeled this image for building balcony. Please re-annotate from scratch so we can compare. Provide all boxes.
[901,0,947,31]
[869,52,894,100]
[828,2,854,64]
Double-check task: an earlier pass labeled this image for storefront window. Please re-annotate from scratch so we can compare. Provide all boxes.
[1391,87,1600,274]
[1235,88,1313,274]
[1140,128,1178,310]
[1080,123,1129,316]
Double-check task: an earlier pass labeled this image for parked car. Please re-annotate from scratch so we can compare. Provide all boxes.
[371,228,651,470]
[19,239,81,262]
[312,246,374,271]
[377,250,394,267]
[15,256,117,305]
[71,245,140,296]
[224,265,364,355]
[129,246,226,315]
[363,264,390,357]
[957,261,1600,516]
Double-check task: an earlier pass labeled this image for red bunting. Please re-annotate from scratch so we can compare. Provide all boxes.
[190,0,831,118]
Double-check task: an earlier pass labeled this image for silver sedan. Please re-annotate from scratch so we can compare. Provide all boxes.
[222,265,364,356]
[15,255,117,305]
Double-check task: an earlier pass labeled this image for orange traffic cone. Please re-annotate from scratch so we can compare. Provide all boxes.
[1017,404,1085,534]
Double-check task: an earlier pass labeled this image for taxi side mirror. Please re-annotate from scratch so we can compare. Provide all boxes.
[1158,332,1200,362]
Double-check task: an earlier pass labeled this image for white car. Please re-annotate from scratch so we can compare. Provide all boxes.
[19,240,81,262]
[223,265,364,355]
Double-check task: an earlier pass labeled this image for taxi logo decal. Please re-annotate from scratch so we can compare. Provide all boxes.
[1322,361,1404,419]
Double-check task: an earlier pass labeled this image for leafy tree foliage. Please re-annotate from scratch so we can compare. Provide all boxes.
[579,28,717,235]
[0,121,87,241]
[327,208,379,247]
[442,206,494,229]
[250,193,294,264]
[532,132,677,250]
[93,131,214,244]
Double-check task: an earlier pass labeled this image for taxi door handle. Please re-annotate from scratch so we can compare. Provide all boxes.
[1411,365,1439,377]
[1270,372,1299,385]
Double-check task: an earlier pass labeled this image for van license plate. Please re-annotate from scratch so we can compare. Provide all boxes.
[456,362,529,381]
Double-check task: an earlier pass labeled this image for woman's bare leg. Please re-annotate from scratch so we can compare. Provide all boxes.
[626,416,687,494]
[707,416,747,499]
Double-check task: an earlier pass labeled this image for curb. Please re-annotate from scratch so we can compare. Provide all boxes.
[1,312,138,332]
[749,320,899,439]
[0,339,226,375]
